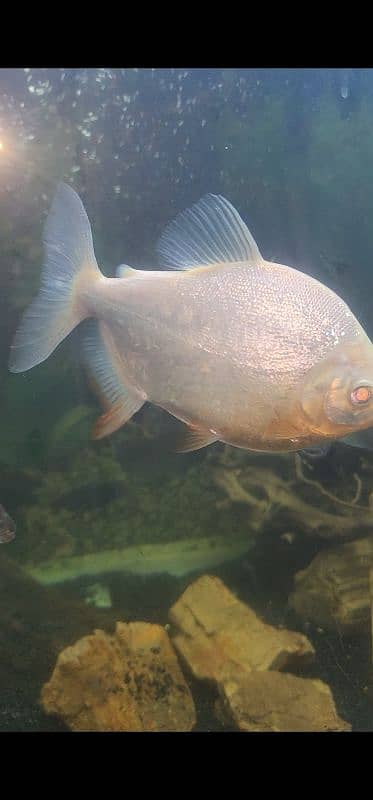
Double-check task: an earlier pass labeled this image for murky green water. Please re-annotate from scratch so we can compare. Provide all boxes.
[1,68,373,731]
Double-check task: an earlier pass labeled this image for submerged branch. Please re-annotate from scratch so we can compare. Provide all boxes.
[295,455,365,509]
[213,454,373,539]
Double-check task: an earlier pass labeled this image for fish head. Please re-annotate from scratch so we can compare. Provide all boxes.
[300,336,373,438]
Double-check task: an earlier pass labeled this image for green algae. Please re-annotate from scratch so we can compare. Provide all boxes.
[13,422,250,566]
[26,533,252,585]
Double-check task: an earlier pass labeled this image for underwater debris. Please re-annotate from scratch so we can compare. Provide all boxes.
[169,575,315,684]
[84,582,112,609]
[289,537,373,634]
[24,534,252,585]
[0,505,16,544]
[41,622,196,732]
[215,672,351,732]
[294,454,364,509]
[213,459,373,539]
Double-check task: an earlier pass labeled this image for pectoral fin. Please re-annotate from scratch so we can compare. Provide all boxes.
[93,399,142,440]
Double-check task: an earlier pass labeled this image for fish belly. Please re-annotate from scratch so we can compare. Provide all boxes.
[99,311,273,446]
[91,268,305,448]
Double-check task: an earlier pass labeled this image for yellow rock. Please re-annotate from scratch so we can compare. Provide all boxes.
[41,622,196,732]
[217,672,351,732]
[169,575,315,684]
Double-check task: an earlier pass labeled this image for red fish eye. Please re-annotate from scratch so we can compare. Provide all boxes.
[351,386,372,405]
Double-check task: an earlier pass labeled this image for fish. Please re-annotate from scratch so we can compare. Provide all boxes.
[9,183,373,454]
[0,505,16,544]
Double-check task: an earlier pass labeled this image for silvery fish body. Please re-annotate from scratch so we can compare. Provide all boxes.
[9,184,373,453]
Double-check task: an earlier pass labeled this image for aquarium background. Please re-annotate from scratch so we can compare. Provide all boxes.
[1,67,373,731]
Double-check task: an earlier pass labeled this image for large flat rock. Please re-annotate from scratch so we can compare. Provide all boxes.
[169,575,315,684]
[217,672,351,732]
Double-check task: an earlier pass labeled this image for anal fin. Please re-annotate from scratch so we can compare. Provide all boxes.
[82,320,146,440]
[173,421,218,453]
[92,398,142,440]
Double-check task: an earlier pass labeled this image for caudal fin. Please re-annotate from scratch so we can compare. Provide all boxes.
[9,183,101,373]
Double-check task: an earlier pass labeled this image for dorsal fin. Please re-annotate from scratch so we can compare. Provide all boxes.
[157,194,263,270]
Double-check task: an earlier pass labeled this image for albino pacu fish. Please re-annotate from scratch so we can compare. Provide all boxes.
[9,184,373,453]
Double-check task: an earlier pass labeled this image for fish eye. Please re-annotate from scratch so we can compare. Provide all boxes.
[350,385,372,405]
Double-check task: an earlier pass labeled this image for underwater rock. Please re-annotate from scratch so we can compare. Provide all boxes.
[215,672,350,732]
[41,622,196,732]
[169,575,315,684]
[289,537,373,633]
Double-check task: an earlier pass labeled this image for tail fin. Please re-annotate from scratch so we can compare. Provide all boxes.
[9,183,101,373]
